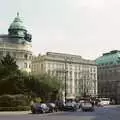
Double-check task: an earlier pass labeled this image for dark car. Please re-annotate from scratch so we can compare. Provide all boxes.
[81,101,94,112]
[55,100,65,111]
[31,103,50,114]
[63,102,77,111]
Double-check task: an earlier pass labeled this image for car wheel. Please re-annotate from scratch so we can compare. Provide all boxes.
[31,108,36,114]
[72,109,75,112]
[40,110,44,114]
[32,110,36,114]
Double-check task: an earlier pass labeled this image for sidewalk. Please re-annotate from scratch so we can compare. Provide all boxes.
[0,111,31,115]
[103,105,120,108]
[0,111,63,115]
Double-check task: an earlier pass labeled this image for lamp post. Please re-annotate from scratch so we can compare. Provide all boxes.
[64,57,72,103]
[64,59,67,104]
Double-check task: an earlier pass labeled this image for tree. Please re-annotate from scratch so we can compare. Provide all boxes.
[0,54,63,102]
[0,53,22,95]
[1,53,18,70]
[0,53,19,78]
[28,73,63,102]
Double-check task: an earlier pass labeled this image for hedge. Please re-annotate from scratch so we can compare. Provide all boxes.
[0,106,30,111]
[0,94,31,111]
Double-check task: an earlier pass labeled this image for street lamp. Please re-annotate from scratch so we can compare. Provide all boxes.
[64,57,72,103]
[64,58,67,104]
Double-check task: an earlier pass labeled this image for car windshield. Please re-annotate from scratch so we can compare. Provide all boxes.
[100,98,110,101]
[83,102,91,105]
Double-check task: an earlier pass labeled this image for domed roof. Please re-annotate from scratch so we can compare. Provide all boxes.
[96,50,120,65]
[9,12,26,30]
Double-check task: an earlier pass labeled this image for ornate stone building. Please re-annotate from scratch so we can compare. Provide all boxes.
[0,13,32,72]
[96,50,120,103]
[32,52,97,100]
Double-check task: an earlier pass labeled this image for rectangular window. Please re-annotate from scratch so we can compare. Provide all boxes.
[24,63,27,68]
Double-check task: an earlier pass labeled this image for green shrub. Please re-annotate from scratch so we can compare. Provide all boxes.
[0,94,30,108]
[0,106,30,111]
[34,97,42,103]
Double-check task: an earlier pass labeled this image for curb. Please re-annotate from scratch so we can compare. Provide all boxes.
[103,105,120,108]
[0,111,63,116]
[0,111,31,115]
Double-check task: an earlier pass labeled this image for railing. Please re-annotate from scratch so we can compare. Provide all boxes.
[0,42,32,52]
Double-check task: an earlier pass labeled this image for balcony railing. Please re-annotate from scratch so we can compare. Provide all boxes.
[0,42,32,52]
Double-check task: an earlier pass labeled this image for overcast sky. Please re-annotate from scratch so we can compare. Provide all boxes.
[0,0,120,59]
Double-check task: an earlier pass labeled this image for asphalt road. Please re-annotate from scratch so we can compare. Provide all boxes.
[0,105,120,120]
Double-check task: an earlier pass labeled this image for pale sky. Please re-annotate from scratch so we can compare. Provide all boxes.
[0,0,120,59]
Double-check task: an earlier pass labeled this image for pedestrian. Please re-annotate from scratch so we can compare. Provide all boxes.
[91,101,94,107]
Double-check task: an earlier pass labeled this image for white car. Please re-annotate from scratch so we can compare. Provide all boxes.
[98,98,110,106]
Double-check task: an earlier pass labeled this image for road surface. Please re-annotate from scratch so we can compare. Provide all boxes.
[0,105,120,120]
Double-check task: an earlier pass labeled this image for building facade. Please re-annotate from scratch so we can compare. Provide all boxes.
[0,13,32,72]
[96,50,120,103]
[32,52,97,100]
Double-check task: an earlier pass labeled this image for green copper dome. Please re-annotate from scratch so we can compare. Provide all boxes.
[9,12,26,30]
[96,50,120,65]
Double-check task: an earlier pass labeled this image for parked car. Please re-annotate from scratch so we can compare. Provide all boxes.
[110,99,115,105]
[46,103,58,112]
[97,98,110,106]
[76,102,81,109]
[81,101,94,112]
[31,103,50,114]
[63,102,77,111]
[79,100,85,108]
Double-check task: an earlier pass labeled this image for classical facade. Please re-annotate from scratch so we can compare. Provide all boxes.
[0,13,32,72]
[32,52,97,100]
[96,50,120,103]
